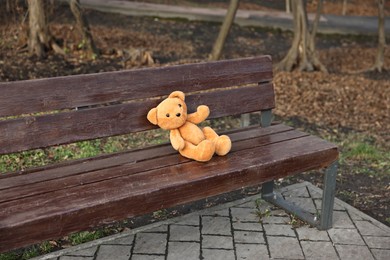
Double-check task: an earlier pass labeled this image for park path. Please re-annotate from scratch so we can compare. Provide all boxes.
[34,182,390,260]
[79,0,390,35]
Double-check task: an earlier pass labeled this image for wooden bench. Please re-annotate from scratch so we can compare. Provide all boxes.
[0,56,338,252]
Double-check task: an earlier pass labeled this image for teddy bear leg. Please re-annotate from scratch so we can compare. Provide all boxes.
[179,140,215,162]
[202,127,232,156]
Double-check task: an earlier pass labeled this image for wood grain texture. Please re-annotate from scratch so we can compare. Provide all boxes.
[0,83,275,155]
[0,56,272,118]
[0,124,292,190]
[0,126,305,203]
[0,134,338,252]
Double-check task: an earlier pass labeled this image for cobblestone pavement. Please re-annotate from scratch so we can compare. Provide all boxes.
[35,182,390,260]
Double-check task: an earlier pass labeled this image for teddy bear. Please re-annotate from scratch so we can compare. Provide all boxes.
[147,91,232,162]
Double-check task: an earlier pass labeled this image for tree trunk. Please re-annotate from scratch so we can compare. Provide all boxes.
[28,0,50,58]
[342,0,348,15]
[286,0,291,13]
[27,0,64,58]
[69,0,98,58]
[276,0,327,72]
[373,0,386,72]
[209,0,239,60]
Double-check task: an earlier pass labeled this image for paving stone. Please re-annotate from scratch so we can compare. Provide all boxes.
[335,245,375,260]
[252,199,273,212]
[262,215,290,224]
[371,249,390,260]
[363,236,390,249]
[296,226,329,241]
[233,221,263,231]
[234,231,265,244]
[348,211,364,221]
[267,236,304,259]
[167,241,200,260]
[282,187,310,198]
[314,199,345,210]
[201,216,231,235]
[263,224,296,237]
[307,187,322,199]
[328,228,365,245]
[235,200,257,208]
[355,221,390,236]
[170,225,200,241]
[285,197,317,214]
[202,249,235,260]
[133,233,167,254]
[331,211,355,228]
[301,241,338,259]
[95,245,131,260]
[230,207,258,222]
[60,257,93,260]
[270,209,289,217]
[103,235,134,245]
[68,246,98,256]
[143,225,168,233]
[132,255,165,260]
[235,243,269,260]
[202,235,233,249]
[175,214,199,226]
[205,208,230,217]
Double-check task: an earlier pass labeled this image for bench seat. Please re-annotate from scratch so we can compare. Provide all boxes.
[0,124,338,251]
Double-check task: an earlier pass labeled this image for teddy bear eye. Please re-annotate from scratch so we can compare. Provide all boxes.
[166,113,170,117]
[178,104,182,107]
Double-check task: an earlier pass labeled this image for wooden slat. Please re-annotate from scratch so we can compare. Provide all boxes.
[0,127,307,203]
[0,56,272,118]
[0,124,292,189]
[0,83,275,155]
[0,135,338,252]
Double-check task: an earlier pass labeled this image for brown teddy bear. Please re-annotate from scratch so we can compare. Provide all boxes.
[147,91,232,162]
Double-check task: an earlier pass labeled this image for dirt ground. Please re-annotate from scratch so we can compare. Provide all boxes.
[0,0,389,231]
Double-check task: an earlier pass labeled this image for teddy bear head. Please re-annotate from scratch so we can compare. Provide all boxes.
[147,91,188,130]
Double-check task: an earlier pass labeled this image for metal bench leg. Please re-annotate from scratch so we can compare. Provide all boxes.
[262,180,318,227]
[319,161,338,230]
[261,161,338,230]
[261,180,274,196]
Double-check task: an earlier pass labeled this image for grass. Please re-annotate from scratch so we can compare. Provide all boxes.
[0,129,169,174]
[337,134,390,176]
[68,231,106,245]
[0,242,54,260]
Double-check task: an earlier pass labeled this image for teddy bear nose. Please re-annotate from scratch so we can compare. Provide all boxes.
[176,113,181,117]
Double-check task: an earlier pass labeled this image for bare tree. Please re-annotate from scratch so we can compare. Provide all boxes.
[342,0,348,15]
[209,0,239,60]
[69,0,98,58]
[276,0,327,72]
[27,0,63,58]
[372,0,386,72]
[286,0,291,13]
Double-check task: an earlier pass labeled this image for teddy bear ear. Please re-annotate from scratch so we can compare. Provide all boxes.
[169,91,185,101]
[147,107,158,125]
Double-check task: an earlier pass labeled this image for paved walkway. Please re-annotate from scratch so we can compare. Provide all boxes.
[79,0,390,35]
[34,182,390,260]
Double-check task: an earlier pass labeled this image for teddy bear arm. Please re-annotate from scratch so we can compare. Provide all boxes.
[170,129,185,151]
[187,105,210,124]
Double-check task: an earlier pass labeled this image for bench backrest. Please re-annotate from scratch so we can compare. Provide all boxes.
[0,56,274,155]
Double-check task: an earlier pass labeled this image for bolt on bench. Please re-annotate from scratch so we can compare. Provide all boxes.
[0,56,338,252]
